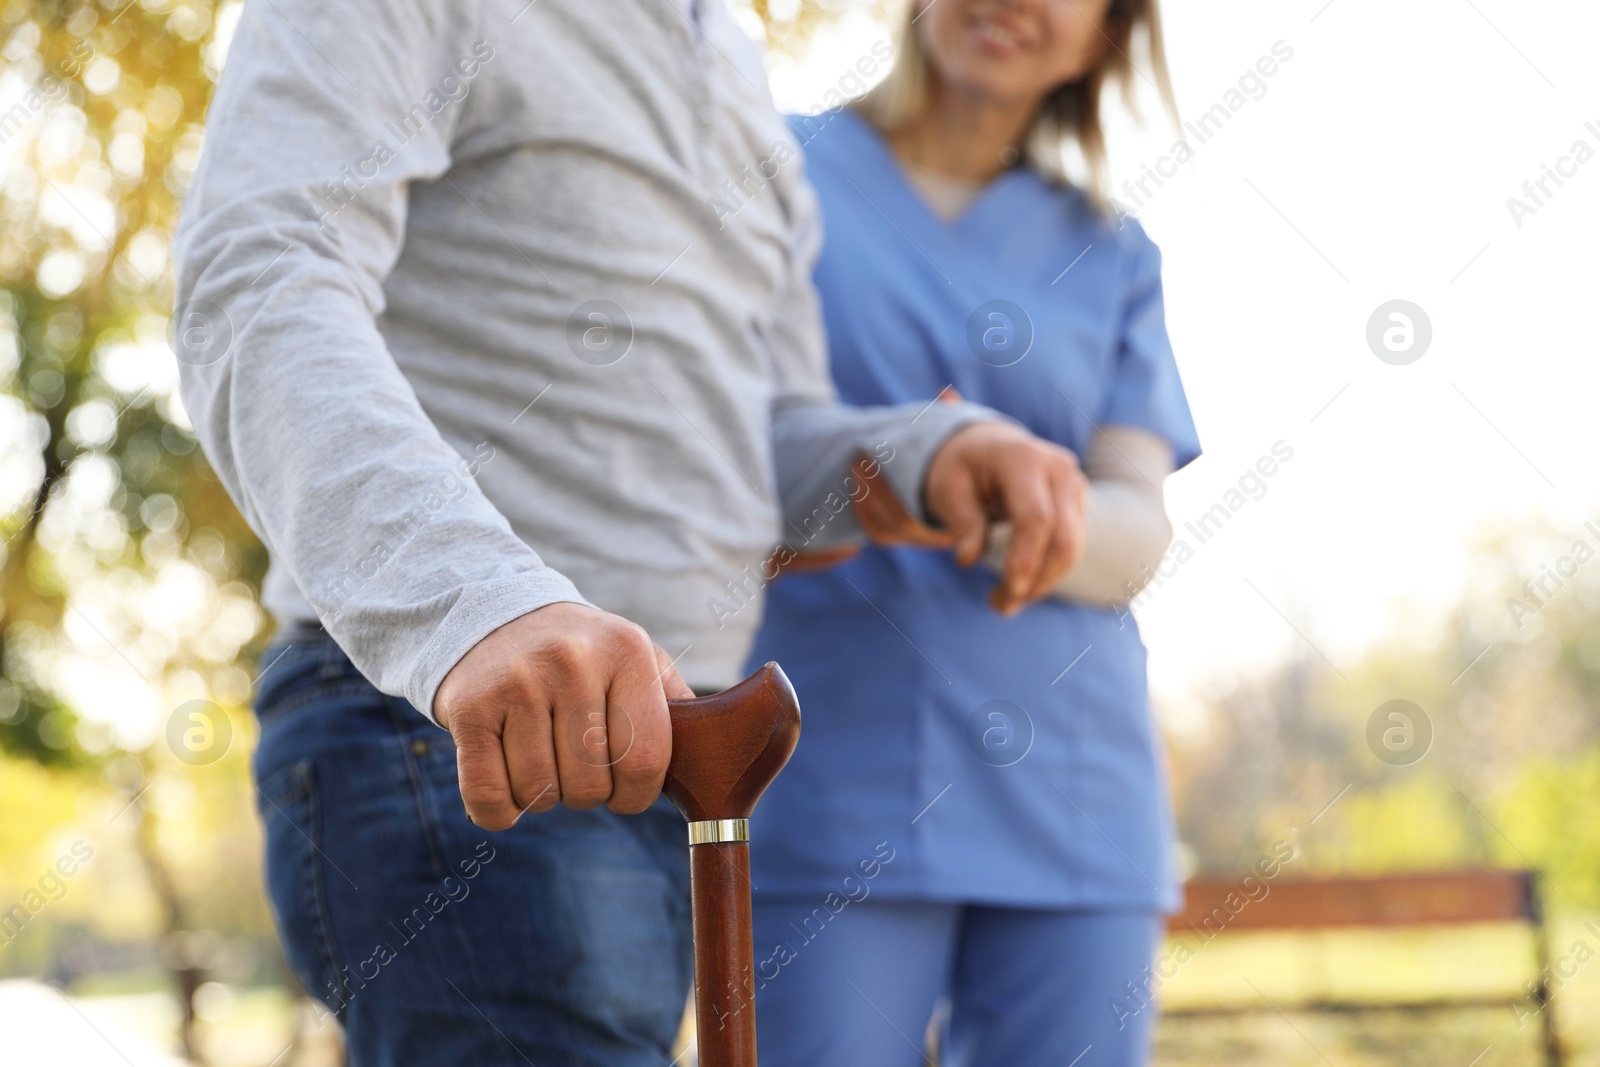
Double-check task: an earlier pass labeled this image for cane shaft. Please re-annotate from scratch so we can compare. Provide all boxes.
[665,664,800,1067]
[688,842,757,1067]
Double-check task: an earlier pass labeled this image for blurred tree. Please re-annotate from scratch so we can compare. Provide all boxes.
[0,10,271,1057]
[1168,517,1600,910]
[0,0,267,765]
[746,0,881,54]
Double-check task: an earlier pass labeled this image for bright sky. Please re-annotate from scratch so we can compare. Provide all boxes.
[754,0,1600,716]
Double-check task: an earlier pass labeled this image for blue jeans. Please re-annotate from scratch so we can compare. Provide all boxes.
[252,630,692,1066]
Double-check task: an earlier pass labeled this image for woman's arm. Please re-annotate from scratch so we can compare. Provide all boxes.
[983,425,1173,606]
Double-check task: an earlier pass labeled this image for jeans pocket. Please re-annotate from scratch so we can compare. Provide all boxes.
[553,815,692,1044]
[257,759,347,1012]
[254,640,334,721]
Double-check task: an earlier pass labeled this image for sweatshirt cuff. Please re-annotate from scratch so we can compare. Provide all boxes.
[878,400,1009,526]
[405,568,593,725]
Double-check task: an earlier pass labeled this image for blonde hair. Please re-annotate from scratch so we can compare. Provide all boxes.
[857,0,1177,206]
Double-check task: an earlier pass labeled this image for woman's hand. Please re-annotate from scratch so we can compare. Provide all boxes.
[925,421,1088,615]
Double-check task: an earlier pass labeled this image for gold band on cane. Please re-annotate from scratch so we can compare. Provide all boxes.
[687,818,749,846]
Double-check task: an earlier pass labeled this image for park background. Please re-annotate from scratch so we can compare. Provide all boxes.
[2,0,1599,1063]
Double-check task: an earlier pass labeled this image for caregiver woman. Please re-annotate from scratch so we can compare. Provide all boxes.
[744,1,1198,1064]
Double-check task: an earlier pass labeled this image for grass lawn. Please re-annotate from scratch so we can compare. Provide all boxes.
[1152,914,1600,1065]
[22,915,1600,1065]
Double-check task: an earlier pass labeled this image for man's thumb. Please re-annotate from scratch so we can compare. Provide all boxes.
[653,644,696,701]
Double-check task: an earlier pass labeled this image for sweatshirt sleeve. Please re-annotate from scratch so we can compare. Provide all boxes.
[763,163,999,552]
[172,0,587,722]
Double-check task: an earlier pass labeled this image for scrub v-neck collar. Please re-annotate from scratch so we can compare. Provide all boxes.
[833,106,1032,238]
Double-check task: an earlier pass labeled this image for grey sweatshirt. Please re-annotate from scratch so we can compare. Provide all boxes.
[173,0,988,719]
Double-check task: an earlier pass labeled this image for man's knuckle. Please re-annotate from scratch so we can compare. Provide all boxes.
[611,622,652,660]
[617,736,667,778]
[513,780,559,812]
[564,781,611,809]
[1014,500,1052,523]
[540,634,593,675]
[460,780,508,813]
[440,680,489,719]
[449,706,502,742]
[502,655,541,687]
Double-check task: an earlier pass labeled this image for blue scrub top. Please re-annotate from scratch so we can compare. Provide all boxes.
[746,109,1200,912]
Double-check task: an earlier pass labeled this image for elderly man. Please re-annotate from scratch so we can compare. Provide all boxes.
[173,0,1084,1062]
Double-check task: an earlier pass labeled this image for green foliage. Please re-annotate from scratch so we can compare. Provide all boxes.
[1170,516,1600,911]
[0,0,267,764]
[1497,750,1600,910]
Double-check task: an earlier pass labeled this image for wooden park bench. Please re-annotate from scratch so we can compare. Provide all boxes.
[1165,869,1563,1065]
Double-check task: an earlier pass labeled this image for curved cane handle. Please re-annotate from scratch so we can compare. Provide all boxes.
[663,662,801,1067]
[664,662,801,822]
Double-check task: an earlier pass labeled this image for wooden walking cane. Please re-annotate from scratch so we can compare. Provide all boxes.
[664,662,801,1067]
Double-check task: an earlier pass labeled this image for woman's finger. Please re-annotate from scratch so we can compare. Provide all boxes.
[994,458,1054,613]
[936,462,989,567]
[1029,463,1086,602]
